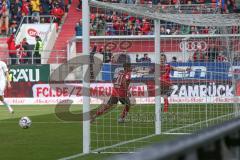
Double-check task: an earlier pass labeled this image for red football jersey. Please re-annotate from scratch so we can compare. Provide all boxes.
[160,64,171,81]
[112,70,131,97]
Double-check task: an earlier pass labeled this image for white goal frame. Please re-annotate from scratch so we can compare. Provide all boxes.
[81,0,240,155]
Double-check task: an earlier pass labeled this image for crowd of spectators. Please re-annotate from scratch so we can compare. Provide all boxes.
[87,13,153,36]
[74,0,239,36]
[0,0,68,36]
[84,14,240,36]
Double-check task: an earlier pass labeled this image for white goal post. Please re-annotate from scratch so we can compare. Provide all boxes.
[82,0,90,154]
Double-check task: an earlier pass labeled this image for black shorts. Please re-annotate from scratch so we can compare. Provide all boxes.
[107,96,131,106]
[160,85,173,96]
[160,80,173,96]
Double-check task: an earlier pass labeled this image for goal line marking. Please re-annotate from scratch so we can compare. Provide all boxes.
[165,113,235,133]
[58,134,156,160]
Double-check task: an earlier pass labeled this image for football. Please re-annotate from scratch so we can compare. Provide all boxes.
[19,117,32,129]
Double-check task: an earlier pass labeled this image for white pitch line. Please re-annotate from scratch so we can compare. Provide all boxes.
[58,153,88,160]
[0,121,81,124]
[58,134,156,160]
[165,113,235,133]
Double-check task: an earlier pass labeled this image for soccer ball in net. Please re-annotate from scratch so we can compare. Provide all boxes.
[19,117,32,129]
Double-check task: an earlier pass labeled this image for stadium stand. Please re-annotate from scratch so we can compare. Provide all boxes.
[48,0,82,63]
[0,0,238,64]
[0,0,238,37]
[0,0,69,36]
[77,0,239,36]
[0,0,70,63]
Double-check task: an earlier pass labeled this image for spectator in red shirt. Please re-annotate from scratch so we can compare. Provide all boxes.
[113,18,125,35]
[195,0,205,3]
[141,19,151,35]
[193,48,204,62]
[201,26,209,34]
[217,53,227,62]
[232,26,239,34]
[7,34,20,65]
[0,1,9,35]
[51,3,65,25]
[22,0,30,16]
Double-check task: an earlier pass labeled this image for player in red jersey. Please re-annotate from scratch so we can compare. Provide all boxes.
[160,54,190,112]
[91,63,132,123]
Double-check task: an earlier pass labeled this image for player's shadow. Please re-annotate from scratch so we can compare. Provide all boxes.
[54,100,101,122]
[54,100,119,122]
[54,100,84,122]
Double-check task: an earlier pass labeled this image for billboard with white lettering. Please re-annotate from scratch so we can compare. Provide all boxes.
[16,24,51,45]
[9,64,50,82]
[3,81,240,104]
[32,83,148,98]
[102,62,240,81]
[171,83,233,98]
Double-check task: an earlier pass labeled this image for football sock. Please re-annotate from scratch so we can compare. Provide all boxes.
[163,97,169,112]
[95,104,111,116]
[121,105,130,119]
[2,100,13,113]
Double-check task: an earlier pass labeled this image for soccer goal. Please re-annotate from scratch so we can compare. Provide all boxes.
[80,0,240,154]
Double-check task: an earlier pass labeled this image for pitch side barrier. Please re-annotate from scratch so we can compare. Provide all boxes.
[110,117,240,160]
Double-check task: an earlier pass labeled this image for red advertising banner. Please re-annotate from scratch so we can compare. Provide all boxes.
[76,39,240,53]
[5,81,238,98]
[4,81,240,104]
[5,82,40,97]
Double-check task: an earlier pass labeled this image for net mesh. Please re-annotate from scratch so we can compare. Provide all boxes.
[81,0,240,154]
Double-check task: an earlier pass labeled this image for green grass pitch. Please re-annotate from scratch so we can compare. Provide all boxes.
[0,104,234,160]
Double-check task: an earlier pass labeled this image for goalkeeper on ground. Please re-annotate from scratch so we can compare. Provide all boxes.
[91,63,132,123]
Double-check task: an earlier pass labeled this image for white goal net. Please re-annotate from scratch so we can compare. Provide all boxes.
[78,0,240,154]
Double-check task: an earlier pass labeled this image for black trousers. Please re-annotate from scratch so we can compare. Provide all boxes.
[9,54,17,65]
[34,52,41,64]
